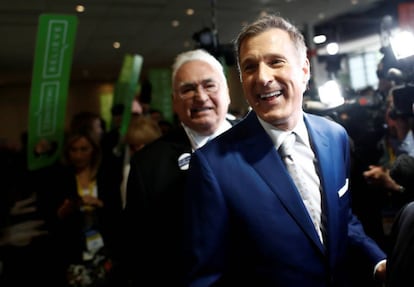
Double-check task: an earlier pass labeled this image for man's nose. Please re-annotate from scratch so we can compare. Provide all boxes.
[193,85,209,100]
[257,63,273,86]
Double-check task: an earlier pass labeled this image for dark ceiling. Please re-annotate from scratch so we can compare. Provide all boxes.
[0,0,404,86]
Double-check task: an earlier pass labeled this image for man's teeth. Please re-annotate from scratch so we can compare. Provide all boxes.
[260,91,282,99]
[192,107,210,112]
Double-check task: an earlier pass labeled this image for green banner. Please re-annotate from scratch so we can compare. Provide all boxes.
[27,14,78,171]
[148,68,173,123]
[114,54,143,137]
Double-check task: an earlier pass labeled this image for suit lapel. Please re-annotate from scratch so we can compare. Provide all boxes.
[305,115,342,256]
[239,112,325,251]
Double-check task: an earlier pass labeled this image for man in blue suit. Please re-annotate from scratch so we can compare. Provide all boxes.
[183,15,387,286]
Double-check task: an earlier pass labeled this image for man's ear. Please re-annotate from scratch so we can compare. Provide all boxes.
[302,58,311,84]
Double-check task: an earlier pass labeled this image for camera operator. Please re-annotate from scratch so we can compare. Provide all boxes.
[362,83,414,258]
[363,84,414,193]
[385,152,414,287]
[389,154,414,193]
[386,83,414,199]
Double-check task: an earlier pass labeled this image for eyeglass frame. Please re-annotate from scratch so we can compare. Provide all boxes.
[175,78,220,100]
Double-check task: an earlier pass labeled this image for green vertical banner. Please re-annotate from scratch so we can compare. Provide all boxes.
[115,54,143,137]
[148,68,173,123]
[27,14,78,171]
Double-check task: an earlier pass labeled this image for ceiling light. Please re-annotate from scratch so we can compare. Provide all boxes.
[171,20,180,27]
[113,42,121,49]
[313,35,327,44]
[318,80,344,108]
[390,30,414,60]
[186,9,194,16]
[326,42,339,55]
[75,5,85,13]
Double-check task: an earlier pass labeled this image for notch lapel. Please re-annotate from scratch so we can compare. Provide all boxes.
[239,112,325,251]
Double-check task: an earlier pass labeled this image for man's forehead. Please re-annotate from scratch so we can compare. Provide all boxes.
[176,68,217,83]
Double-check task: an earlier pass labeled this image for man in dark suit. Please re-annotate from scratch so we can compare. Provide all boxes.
[120,49,238,286]
[182,15,387,286]
[386,201,414,287]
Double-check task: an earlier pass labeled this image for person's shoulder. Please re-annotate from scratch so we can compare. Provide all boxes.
[305,112,346,132]
[130,126,190,162]
[400,201,414,216]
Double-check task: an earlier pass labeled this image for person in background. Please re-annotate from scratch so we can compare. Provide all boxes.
[182,14,386,286]
[385,153,414,287]
[100,104,127,196]
[137,78,153,116]
[101,103,125,158]
[69,111,105,145]
[100,98,146,206]
[119,114,162,208]
[120,48,239,286]
[50,130,122,287]
[0,132,64,286]
[362,84,414,251]
[385,200,414,287]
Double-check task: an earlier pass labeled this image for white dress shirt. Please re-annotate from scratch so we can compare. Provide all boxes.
[258,112,324,242]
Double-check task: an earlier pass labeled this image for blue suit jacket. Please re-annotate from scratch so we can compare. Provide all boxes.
[183,111,386,287]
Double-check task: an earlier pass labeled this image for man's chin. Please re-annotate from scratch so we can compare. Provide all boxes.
[190,120,218,135]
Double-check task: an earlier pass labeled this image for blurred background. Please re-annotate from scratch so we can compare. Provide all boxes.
[0,0,413,148]
[2,2,414,286]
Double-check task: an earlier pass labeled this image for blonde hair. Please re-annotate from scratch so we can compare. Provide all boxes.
[124,115,162,150]
[62,130,101,179]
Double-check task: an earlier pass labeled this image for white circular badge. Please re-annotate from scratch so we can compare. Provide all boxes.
[177,153,192,170]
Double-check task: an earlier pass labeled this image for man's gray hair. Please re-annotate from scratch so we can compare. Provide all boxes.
[234,14,308,75]
[171,49,228,90]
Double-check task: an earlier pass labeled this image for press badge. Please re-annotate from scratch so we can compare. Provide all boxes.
[85,229,104,253]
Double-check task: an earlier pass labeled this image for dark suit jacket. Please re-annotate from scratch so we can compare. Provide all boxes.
[122,120,238,286]
[386,201,414,287]
[183,111,386,287]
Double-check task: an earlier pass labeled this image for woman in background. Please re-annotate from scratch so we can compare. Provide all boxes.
[51,130,122,287]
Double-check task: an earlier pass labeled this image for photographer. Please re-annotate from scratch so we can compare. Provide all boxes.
[384,84,414,287]
[360,83,414,264]
[386,152,414,287]
[363,84,414,204]
[386,84,414,201]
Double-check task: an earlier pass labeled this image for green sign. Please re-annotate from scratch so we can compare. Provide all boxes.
[114,54,143,137]
[148,68,173,123]
[27,14,78,170]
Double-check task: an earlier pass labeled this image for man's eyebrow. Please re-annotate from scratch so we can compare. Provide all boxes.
[178,78,215,87]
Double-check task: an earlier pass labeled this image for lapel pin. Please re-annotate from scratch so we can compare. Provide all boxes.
[178,153,192,170]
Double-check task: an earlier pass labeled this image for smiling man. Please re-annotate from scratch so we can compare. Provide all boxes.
[119,49,238,286]
[182,14,387,287]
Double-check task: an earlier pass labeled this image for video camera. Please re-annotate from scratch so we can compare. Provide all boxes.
[390,84,414,118]
[379,16,414,119]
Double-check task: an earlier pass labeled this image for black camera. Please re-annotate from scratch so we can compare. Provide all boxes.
[390,84,414,118]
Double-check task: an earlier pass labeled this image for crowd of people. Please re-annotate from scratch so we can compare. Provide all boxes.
[1,13,414,287]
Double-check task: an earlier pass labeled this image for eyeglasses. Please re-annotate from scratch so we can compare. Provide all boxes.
[177,79,219,100]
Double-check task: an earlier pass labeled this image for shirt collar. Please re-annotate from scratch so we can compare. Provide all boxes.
[182,119,232,150]
[257,111,310,149]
